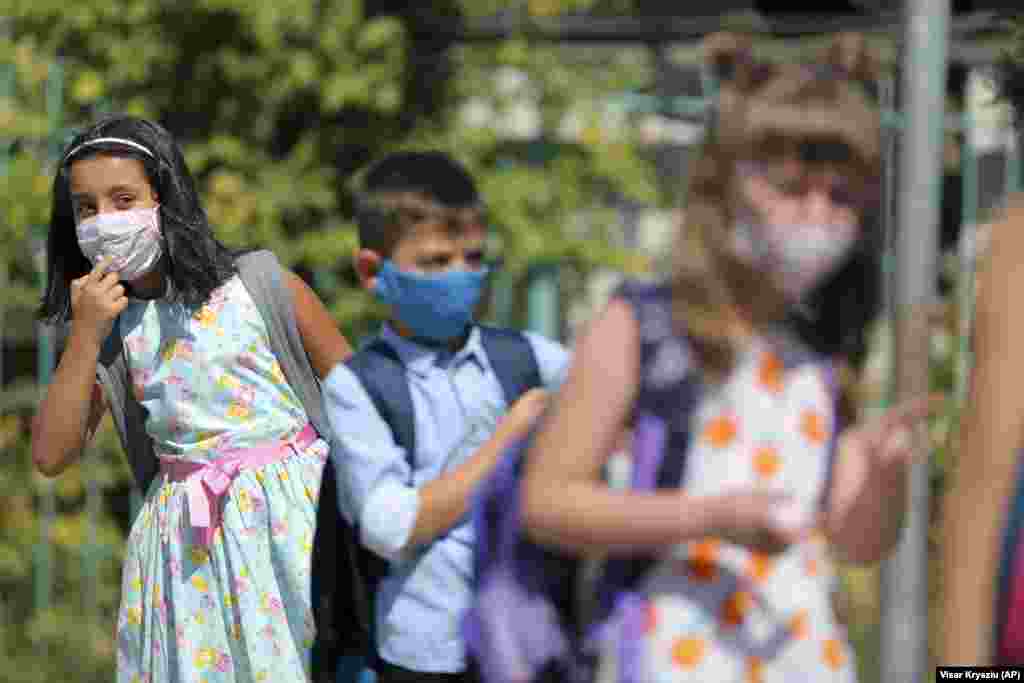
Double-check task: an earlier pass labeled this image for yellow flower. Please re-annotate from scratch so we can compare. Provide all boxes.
[254,471,266,483]
[194,611,206,626]
[224,594,235,608]
[131,578,143,592]
[305,486,314,503]
[195,306,217,327]
[194,647,215,669]
[191,546,209,566]
[256,672,268,682]
[236,488,252,513]
[126,606,142,625]
[227,402,250,419]
[277,469,289,482]
[191,574,209,593]
[271,362,285,383]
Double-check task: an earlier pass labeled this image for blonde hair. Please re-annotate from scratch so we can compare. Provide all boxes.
[674,32,882,380]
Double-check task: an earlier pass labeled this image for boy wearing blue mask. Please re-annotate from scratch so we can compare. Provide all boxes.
[322,151,569,683]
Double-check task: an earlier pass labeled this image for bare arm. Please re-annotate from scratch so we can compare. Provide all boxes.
[286,271,353,379]
[824,395,936,565]
[32,261,124,477]
[32,333,108,477]
[522,299,741,555]
[941,205,1024,664]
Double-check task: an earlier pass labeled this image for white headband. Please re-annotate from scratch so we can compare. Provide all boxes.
[63,137,155,163]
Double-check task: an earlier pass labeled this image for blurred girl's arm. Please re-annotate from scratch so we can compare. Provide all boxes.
[521,298,731,555]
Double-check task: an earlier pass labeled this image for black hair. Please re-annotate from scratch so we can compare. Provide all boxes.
[355,151,481,257]
[39,114,238,321]
[786,206,884,368]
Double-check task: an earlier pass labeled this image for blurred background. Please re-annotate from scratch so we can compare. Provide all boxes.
[1,2,1023,681]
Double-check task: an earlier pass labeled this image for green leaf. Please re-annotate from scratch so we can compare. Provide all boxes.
[356,16,405,54]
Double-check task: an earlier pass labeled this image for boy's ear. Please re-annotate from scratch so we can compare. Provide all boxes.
[353,248,382,291]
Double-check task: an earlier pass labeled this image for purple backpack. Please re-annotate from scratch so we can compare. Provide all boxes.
[464,281,703,683]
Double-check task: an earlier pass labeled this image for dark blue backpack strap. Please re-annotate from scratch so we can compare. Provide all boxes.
[346,337,417,465]
[612,278,698,491]
[335,337,419,670]
[596,280,701,613]
[479,325,543,403]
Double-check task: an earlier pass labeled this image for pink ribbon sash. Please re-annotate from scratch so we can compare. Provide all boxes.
[158,423,319,546]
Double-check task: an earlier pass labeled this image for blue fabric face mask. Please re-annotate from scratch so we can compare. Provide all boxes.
[373,260,488,343]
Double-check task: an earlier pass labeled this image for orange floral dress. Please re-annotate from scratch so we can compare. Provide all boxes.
[600,336,856,683]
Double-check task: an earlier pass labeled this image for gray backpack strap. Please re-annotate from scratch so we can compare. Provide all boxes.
[92,324,159,493]
[90,250,330,494]
[234,250,332,441]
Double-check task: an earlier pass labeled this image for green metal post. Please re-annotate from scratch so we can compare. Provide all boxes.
[1,63,13,424]
[878,72,899,417]
[955,104,978,414]
[488,269,517,328]
[1007,126,1022,196]
[525,263,560,341]
[34,58,62,630]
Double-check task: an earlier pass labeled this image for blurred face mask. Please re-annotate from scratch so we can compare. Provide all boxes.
[76,206,163,281]
[732,217,858,302]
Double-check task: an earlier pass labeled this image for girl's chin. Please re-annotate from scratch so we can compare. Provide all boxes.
[123,274,166,300]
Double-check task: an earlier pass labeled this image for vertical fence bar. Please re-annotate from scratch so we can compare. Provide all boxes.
[1007,125,1021,196]
[879,73,900,417]
[525,262,560,341]
[33,58,62,648]
[0,64,12,397]
[955,98,978,416]
[879,1,950,681]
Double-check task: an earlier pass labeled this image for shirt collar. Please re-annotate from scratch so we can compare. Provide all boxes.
[378,323,489,378]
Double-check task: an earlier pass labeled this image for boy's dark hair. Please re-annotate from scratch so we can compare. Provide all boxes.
[40,114,238,320]
[355,151,482,257]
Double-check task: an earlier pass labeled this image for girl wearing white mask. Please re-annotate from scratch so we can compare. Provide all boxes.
[520,34,938,682]
[34,115,353,681]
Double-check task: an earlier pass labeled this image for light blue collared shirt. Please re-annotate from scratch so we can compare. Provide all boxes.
[323,324,569,673]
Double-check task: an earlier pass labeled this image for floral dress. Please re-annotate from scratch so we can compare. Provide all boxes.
[598,283,857,683]
[115,276,329,682]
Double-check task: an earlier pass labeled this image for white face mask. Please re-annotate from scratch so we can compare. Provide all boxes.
[733,218,858,301]
[76,206,163,281]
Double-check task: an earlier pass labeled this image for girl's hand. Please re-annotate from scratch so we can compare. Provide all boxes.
[709,490,816,555]
[70,257,129,345]
[837,394,943,481]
